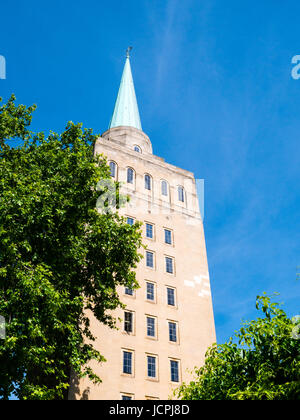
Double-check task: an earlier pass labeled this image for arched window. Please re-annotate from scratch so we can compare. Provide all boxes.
[134,145,141,153]
[161,180,168,196]
[109,161,117,178]
[145,174,151,190]
[178,186,185,202]
[127,168,134,184]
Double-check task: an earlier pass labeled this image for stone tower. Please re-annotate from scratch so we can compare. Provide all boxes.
[70,52,216,400]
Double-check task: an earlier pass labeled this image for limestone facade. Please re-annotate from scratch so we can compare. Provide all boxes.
[69,125,216,400]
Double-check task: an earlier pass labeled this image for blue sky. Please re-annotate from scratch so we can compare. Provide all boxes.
[1,0,299,344]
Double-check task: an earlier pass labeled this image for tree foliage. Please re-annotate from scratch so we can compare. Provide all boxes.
[0,95,143,400]
[175,294,300,400]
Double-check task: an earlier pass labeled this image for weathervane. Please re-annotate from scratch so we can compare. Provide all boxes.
[126,46,133,58]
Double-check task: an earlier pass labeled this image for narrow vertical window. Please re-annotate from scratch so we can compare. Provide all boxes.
[161,180,168,196]
[127,168,134,184]
[178,186,185,202]
[165,257,174,274]
[145,174,151,190]
[146,223,153,239]
[146,317,155,337]
[124,311,133,333]
[146,251,154,268]
[134,145,141,153]
[147,356,156,378]
[168,322,177,342]
[167,287,175,306]
[146,282,155,301]
[109,161,117,178]
[170,360,179,382]
[123,351,132,374]
[164,229,172,245]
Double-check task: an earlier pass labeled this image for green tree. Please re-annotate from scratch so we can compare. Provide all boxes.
[0,95,143,400]
[175,294,300,400]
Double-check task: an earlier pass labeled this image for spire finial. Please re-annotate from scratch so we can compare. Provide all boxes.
[126,46,133,58]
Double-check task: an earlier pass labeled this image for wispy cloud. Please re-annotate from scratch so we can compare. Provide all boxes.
[153,0,179,97]
[144,0,193,99]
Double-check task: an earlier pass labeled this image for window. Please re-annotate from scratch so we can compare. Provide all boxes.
[127,217,134,226]
[161,180,168,196]
[125,287,134,296]
[178,186,185,202]
[170,360,179,382]
[145,174,151,190]
[165,257,174,274]
[121,394,133,400]
[123,351,132,375]
[146,317,156,338]
[127,168,134,184]
[168,322,177,342]
[146,282,155,301]
[134,145,141,153]
[147,355,156,379]
[124,311,133,333]
[146,223,154,239]
[164,229,172,245]
[167,287,175,306]
[109,161,117,178]
[146,251,154,268]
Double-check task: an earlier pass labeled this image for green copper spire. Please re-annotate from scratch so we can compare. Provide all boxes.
[109,48,142,130]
